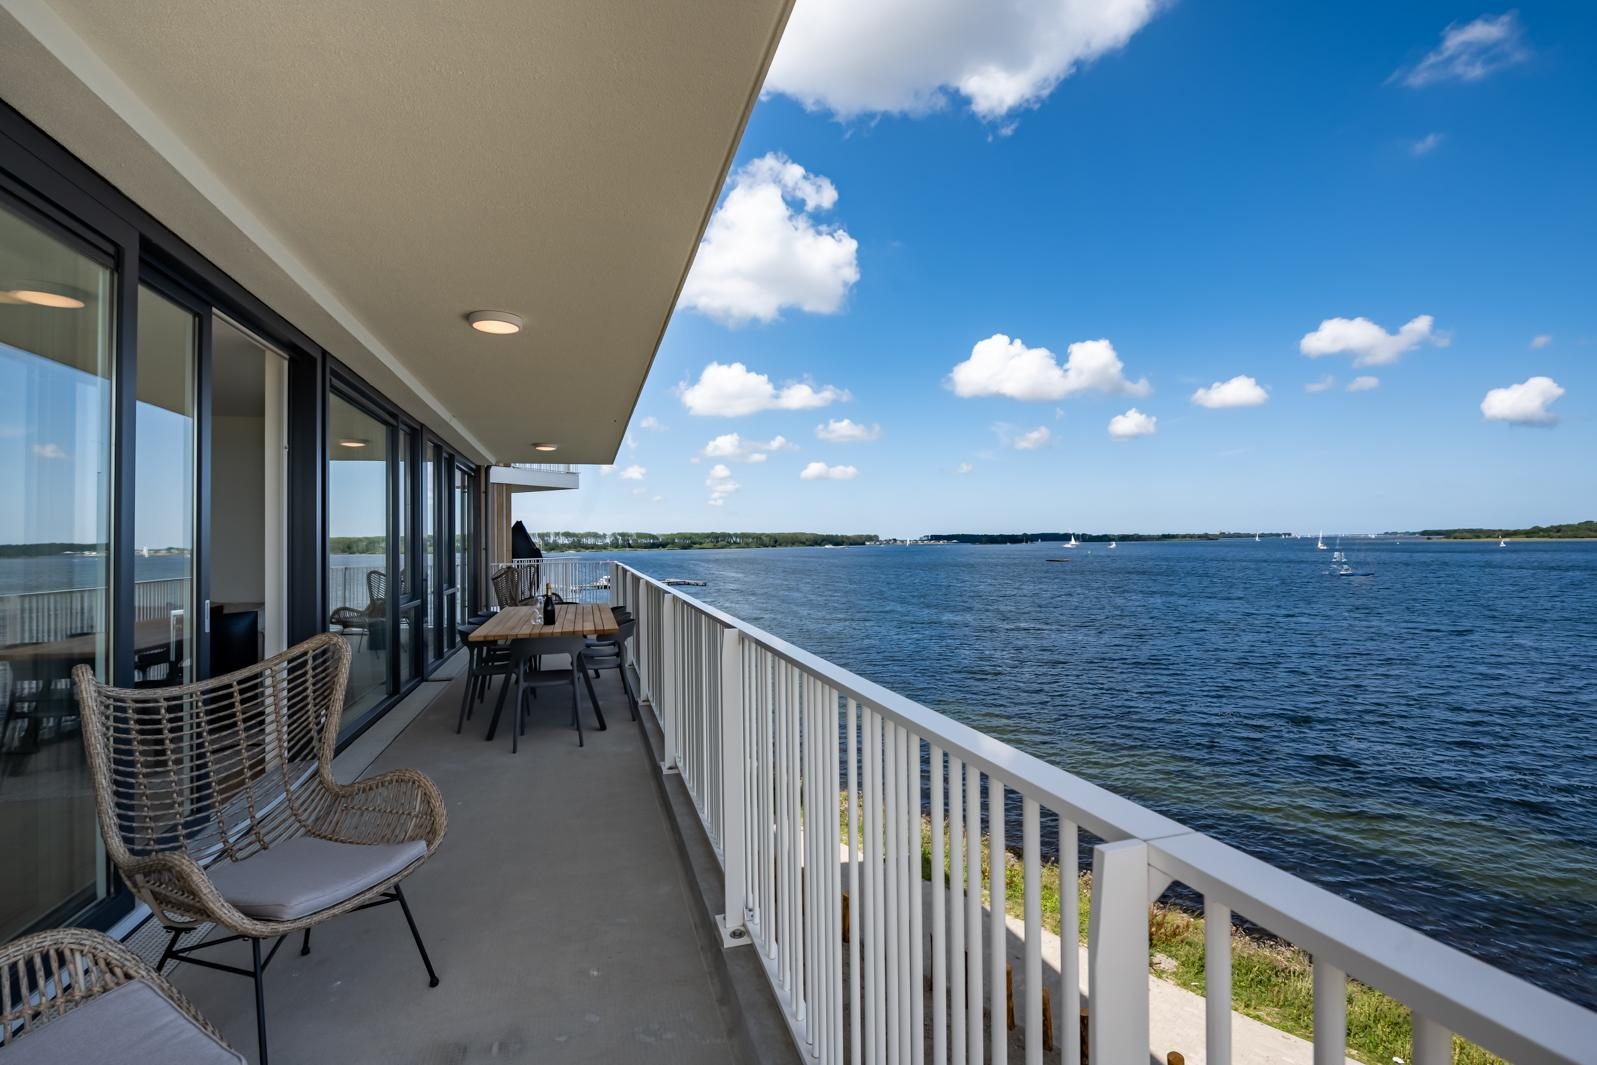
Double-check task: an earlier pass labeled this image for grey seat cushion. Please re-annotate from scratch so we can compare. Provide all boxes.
[4,979,244,1064]
[207,835,427,921]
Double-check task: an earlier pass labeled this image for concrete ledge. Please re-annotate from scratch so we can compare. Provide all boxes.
[634,697,803,1065]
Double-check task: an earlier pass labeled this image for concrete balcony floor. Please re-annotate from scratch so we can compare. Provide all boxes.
[167,659,740,1065]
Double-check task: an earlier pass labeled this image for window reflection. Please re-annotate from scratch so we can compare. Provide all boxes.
[0,202,113,939]
[327,394,390,721]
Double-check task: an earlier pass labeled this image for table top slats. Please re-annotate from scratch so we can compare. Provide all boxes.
[467,603,616,642]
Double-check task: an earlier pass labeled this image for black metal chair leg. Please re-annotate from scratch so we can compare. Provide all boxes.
[155,927,185,975]
[569,677,584,747]
[252,937,270,1065]
[300,927,312,956]
[579,664,607,731]
[620,664,640,721]
[393,884,441,987]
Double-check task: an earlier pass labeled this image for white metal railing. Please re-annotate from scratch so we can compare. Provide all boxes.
[508,462,579,474]
[0,576,189,648]
[490,557,611,606]
[610,561,1597,1065]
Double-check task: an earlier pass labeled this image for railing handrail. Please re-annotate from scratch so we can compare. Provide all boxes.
[1147,833,1592,1063]
[612,560,1597,1064]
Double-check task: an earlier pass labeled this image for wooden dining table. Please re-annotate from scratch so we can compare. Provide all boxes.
[467,603,618,744]
[466,602,618,643]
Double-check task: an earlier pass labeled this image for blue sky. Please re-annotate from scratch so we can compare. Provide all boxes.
[520,1,1595,539]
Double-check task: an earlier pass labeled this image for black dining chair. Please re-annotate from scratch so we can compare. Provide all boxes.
[456,624,515,734]
[579,618,639,720]
[515,635,603,750]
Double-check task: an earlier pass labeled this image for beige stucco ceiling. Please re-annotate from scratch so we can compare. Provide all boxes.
[0,0,791,464]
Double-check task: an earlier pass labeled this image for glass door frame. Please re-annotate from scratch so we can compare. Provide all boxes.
[134,267,212,684]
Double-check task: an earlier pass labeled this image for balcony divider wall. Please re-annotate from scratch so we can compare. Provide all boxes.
[0,98,482,942]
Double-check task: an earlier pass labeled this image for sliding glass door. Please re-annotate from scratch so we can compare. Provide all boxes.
[0,198,114,940]
[327,392,392,724]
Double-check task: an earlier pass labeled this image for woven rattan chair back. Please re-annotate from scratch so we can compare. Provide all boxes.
[72,633,351,919]
[0,927,230,1052]
[491,565,522,609]
[366,569,387,609]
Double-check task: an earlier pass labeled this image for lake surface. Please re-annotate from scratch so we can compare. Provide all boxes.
[606,539,1597,1007]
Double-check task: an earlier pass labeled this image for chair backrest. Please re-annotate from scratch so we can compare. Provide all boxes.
[366,569,387,606]
[0,927,231,1053]
[73,633,351,888]
[491,565,521,608]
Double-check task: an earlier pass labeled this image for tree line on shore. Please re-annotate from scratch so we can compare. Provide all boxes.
[534,531,879,551]
[1409,520,1597,539]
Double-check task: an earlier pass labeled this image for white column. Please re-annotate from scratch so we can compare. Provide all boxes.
[718,626,748,944]
[1088,839,1150,1065]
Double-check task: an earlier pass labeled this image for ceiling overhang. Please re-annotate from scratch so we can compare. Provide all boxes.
[0,0,792,464]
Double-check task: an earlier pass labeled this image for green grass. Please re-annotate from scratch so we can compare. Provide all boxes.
[844,800,1501,1065]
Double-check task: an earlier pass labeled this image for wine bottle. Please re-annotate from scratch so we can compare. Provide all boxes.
[542,582,556,625]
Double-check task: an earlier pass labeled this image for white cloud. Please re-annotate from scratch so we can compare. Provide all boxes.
[1481,376,1564,426]
[680,361,849,417]
[1409,132,1445,157]
[1305,375,1336,394]
[1394,12,1530,88]
[31,442,67,460]
[625,433,639,452]
[948,334,1148,402]
[1013,426,1052,450]
[1191,375,1268,409]
[1347,376,1380,393]
[1530,334,1552,349]
[800,461,859,481]
[815,418,882,443]
[1299,314,1446,367]
[1107,408,1157,439]
[955,462,974,475]
[679,153,859,326]
[596,464,615,476]
[701,432,796,463]
[638,416,666,431]
[706,464,741,506]
[619,464,647,480]
[765,0,1164,122]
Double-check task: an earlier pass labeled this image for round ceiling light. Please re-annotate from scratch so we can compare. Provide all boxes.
[531,442,558,452]
[8,282,87,309]
[467,310,523,335]
[338,438,369,448]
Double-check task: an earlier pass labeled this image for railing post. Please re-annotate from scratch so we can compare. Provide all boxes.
[660,592,680,773]
[718,625,750,947]
[1088,839,1149,1065]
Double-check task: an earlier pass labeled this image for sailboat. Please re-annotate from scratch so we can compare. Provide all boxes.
[1064,532,1079,548]
[1498,536,1508,548]
[1108,541,1117,550]
[1316,531,1327,551]
[1255,532,1261,542]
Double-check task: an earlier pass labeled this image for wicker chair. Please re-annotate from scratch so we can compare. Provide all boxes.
[71,632,446,1065]
[0,926,243,1063]
[491,565,522,609]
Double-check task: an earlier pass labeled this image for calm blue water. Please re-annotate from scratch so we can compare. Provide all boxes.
[609,539,1597,1007]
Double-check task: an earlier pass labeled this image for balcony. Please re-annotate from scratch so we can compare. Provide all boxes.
[488,464,581,493]
[146,562,1593,1064]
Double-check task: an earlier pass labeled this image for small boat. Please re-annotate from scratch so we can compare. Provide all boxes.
[1336,564,1374,577]
[1316,531,1327,551]
[662,578,707,587]
[1498,537,1508,548]
[1108,541,1117,550]
[1044,558,1074,563]
[1255,532,1261,542]
[1064,532,1080,548]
